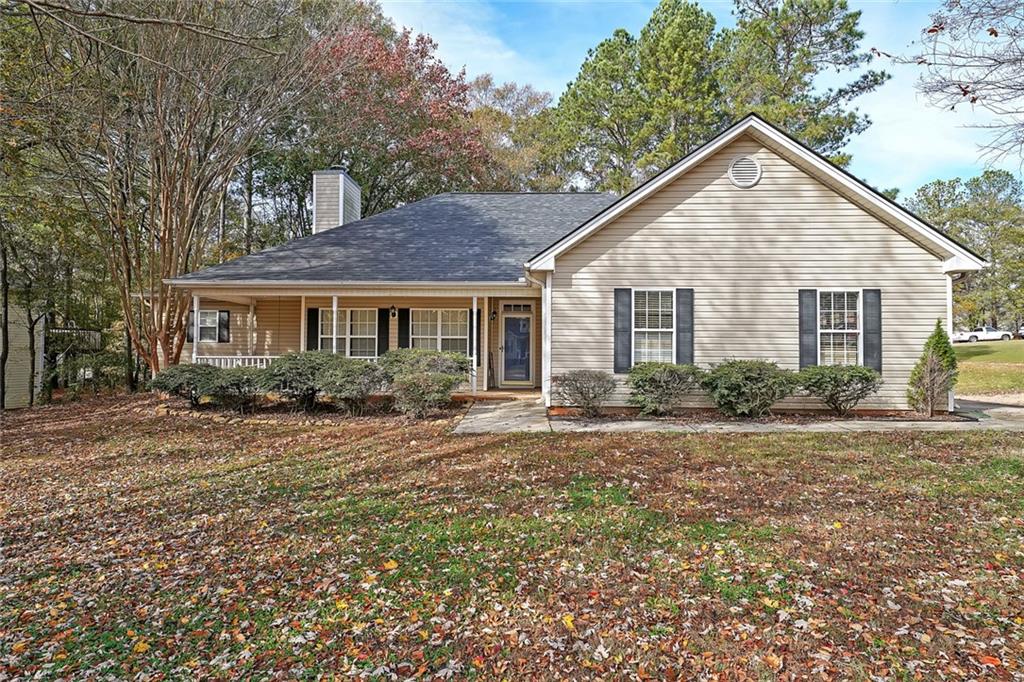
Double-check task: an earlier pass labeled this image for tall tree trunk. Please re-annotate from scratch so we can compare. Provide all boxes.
[0,237,9,410]
[25,305,36,407]
[124,319,137,392]
[244,162,254,254]
[218,185,227,262]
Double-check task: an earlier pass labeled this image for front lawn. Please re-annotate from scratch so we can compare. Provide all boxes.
[2,396,1022,679]
[954,340,1024,395]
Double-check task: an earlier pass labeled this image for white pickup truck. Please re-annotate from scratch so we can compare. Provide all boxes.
[952,326,1014,343]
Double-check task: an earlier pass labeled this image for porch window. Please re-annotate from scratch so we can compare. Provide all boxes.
[633,290,674,364]
[348,309,377,358]
[319,308,378,357]
[818,290,861,366]
[197,310,219,342]
[411,309,469,355]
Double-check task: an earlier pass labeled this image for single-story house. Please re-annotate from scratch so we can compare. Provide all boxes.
[168,114,987,411]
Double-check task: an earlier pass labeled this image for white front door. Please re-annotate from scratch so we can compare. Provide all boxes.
[500,306,533,386]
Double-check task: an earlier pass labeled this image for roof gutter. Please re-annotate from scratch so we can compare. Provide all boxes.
[163,278,536,288]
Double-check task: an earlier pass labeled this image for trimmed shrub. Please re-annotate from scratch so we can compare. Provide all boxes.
[379,348,471,378]
[627,362,703,415]
[379,349,470,418]
[259,352,338,411]
[553,370,616,418]
[391,371,461,418]
[799,365,882,416]
[197,367,265,414]
[701,360,797,418]
[907,320,958,415]
[320,359,391,415]
[150,363,220,407]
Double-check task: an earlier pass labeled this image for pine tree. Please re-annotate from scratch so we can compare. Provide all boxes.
[907,319,958,415]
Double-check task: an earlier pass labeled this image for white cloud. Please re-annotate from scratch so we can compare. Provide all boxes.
[839,2,1021,195]
[379,1,566,95]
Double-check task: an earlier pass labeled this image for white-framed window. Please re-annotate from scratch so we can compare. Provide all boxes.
[411,309,469,355]
[319,308,378,357]
[197,310,219,342]
[818,290,861,366]
[633,290,674,364]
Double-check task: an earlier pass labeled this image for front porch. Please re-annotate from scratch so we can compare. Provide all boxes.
[181,286,545,394]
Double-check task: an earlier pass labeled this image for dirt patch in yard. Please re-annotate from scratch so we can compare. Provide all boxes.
[2,396,1022,679]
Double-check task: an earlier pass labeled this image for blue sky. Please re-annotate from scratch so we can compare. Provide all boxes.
[380,0,1021,198]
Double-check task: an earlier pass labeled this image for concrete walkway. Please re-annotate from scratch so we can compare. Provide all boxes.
[455,396,1024,434]
[453,397,551,433]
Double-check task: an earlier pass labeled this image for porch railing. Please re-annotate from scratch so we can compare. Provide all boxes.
[194,354,383,369]
[196,355,279,369]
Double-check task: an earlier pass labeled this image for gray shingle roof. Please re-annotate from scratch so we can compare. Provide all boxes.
[174,192,615,284]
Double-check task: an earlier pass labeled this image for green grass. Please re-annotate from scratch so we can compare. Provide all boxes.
[954,339,1024,395]
[954,339,1024,363]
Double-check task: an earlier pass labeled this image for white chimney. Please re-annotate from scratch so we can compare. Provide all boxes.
[312,167,361,233]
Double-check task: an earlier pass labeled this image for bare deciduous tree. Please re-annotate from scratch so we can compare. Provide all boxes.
[912,0,1024,159]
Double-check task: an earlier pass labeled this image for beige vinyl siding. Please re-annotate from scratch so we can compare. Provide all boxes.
[254,297,301,354]
[181,300,253,358]
[313,173,340,234]
[342,174,361,224]
[183,296,303,359]
[550,134,948,410]
[1,308,43,409]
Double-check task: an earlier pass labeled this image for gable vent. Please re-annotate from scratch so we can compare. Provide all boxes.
[728,156,762,188]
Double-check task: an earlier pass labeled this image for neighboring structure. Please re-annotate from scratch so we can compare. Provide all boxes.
[168,115,988,411]
[1,307,45,409]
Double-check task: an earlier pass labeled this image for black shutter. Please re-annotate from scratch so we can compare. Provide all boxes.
[476,309,483,367]
[377,308,390,357]
[798,289,817,369]
[675,288,694,365]
[863,289,882,373]
[186,311,194,343]
[613,288,632,374]
[397,308,410,348]
[468,308,483,366]
[218,310,230,343]
[306,308,319,351]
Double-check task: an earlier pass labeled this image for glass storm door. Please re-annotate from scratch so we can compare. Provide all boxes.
[501,314,532,384]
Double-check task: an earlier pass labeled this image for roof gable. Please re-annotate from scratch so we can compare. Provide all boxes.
[526,114,988,274]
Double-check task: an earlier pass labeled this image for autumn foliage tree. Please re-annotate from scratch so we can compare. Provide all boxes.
[314,26,490,217]
[10,0,354,373]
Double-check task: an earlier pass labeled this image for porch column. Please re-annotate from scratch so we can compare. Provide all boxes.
[299,295,306,351]
[248,299,255,355]
[482,296,489,390]
[191,294,200,363]
[946,274,955,411]
[471,296,478,394]
[332,295,339,354]
[542,272,552,406]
